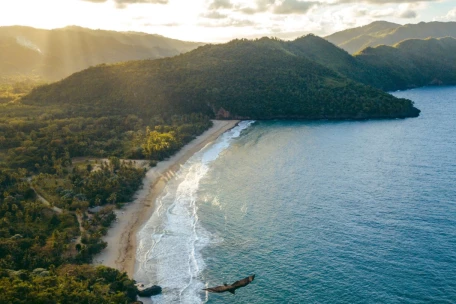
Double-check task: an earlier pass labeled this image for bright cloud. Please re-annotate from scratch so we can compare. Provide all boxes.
[437,7,456,21]
[0,0,452,42]
[82,0,169,7]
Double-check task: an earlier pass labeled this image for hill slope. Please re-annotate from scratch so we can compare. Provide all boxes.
[286,35,371,85]
[355,37,456,90]
[23,37,419,120]
[0,26,203,81]
[284,35,456,91]
[326,21,456,54]
[325,21,400,47]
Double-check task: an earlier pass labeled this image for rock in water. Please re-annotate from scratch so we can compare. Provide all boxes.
[137,285,162,297]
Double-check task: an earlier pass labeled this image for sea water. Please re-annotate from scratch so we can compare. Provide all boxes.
[135,121,254,303]
[136,86,456,303]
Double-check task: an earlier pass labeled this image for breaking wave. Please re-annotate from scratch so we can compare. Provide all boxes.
[135,121,253,303]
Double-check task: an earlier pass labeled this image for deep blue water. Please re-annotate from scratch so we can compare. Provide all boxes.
[136,86,456,303]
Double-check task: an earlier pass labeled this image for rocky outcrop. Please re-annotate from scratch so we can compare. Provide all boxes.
[216,107,231,119]
[137,285,162,297]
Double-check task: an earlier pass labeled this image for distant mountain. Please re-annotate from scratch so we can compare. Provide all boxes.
[326,21,456,54]
[0,26,203,81]
[22,37,419,120]
[325,21,400,47]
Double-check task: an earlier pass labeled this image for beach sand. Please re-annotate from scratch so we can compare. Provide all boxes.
[92,120,240,277]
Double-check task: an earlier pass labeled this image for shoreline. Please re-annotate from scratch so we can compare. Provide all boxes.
[92,120,240,277]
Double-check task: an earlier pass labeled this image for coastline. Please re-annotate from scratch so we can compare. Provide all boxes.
[92,120,240,277]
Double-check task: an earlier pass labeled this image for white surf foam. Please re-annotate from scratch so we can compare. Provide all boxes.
[135,121,254,303]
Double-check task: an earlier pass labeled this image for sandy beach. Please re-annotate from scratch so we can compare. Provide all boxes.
[92,120,240,277]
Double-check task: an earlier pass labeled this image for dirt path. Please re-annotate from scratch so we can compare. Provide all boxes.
[27,179,63,214]
[75,213,85,245]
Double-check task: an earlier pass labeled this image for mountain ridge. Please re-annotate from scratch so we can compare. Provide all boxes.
[326,21,456,54]
[0,25,204,81]
[285,34,456,91]
[22,36,420,121]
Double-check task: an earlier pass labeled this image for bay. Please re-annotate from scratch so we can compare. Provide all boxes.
[137,86,456,303]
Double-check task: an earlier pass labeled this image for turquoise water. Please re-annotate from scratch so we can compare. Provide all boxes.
[136,86,456,303]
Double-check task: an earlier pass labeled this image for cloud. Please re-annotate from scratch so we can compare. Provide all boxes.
[117,0,168,3]
[209,0,233,9]
[115,0,168,9]
[238,0,275,14]
[81,0,168,8]
[199,18,256,27]
[398,9,416,18]
[142,22,180,27]
[201,11,229,19]
[273,0,318,14]
[353,8,367,17]
[206,0,317,15]
[437,8,456,21]
[226,19,256,27]
[341,5,416,19]
[335,0,438,4]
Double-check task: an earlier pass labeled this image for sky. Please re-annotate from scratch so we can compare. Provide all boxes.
[0,0,455,42]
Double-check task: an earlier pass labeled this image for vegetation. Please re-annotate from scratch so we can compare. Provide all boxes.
[288,35,456,91]
[22,37,420,120]
[0,265,137,303]
[0,78,212,302]
[325,21,456,54]
[0,155,145,268]
[324,21,400,49]
[0,77,46,104]
[0,25,203,81]
[355,37,456,90]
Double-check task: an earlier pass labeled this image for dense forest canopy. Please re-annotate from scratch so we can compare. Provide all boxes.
[354,37,456,90]
[0,79,211,302]
[289,35,456,91]
[0,265,137,303]
[23,36,421,120]
[325,21,456,54]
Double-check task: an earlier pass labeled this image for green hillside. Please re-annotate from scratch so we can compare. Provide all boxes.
[286,35,373,85]
[24,33,456,119]
[0,25,203,81]
[23,37,419,120]
[283,35,456,91]
[326,21,456,54]
[355,37,456,90]
[325,21,400,47]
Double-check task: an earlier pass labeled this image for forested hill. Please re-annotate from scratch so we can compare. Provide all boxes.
[288,35,456,91]
[0,26,203,81]
[23,37,420,120]
[326,21,456,54]
[355,37,456,90]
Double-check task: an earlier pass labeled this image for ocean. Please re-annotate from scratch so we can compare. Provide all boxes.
[135,86,456,303]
